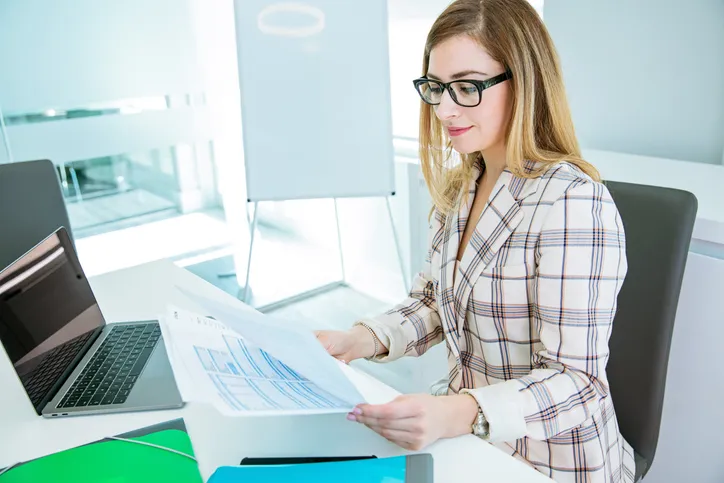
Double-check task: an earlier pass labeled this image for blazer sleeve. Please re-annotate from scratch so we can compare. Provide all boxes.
[465,181,628,442]
[354,210,445,362]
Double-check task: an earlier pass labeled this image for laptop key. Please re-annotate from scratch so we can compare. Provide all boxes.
[89,395,103,405]
[101,395,116,405]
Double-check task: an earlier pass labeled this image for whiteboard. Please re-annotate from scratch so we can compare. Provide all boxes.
[233,0,396,202]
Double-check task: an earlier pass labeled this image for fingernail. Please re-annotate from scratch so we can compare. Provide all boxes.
[352,407,362,415]
[339,359,346,364]
[346,414,357,421]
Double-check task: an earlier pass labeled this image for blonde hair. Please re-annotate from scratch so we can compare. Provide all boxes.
[419,0,599,214]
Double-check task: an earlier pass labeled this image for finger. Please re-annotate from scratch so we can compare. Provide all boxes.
[355,415,420,432]
[315,333,339,355]
[314,331,330,347]
[356,398,418,420]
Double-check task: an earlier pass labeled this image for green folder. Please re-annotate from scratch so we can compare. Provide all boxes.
[0,418,203,483]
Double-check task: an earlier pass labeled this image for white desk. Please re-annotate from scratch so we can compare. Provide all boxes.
[0,260,551,482]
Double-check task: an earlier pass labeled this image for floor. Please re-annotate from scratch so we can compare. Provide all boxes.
[72,197,446,394]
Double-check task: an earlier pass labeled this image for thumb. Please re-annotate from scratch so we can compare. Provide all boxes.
[315,331,335,352]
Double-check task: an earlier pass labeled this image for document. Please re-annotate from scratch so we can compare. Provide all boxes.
[160,288,366,416]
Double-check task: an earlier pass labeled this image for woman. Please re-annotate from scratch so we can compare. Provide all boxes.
[316,0,634,481]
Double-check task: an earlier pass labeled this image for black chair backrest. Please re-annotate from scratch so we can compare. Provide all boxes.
[605,180,697,478]
[0,159,74,271]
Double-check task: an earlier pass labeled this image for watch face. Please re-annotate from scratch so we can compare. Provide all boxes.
[473,413,489,438]
[474,426,489,438]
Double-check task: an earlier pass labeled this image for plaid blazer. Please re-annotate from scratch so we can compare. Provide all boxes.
[360,160,635,483]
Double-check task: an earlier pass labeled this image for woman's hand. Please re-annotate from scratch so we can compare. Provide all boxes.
[347,394,479,451]
[314,326,379,363]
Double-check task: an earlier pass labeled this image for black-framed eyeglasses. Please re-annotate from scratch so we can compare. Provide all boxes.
[412,70,513,107]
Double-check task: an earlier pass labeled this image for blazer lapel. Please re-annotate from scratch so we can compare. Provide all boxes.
[435,163,480,360]
[437,206,463,358]
[453,172,525,332]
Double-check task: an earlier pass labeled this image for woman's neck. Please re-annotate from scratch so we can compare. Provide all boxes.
[480,143,507,183]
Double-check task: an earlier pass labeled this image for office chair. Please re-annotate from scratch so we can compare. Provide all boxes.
[0,159,74,271]
[605,180,697,481]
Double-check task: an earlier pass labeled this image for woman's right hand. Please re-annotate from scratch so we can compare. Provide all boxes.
[314,326,377,363]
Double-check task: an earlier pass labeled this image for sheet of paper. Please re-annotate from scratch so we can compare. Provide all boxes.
[174,286,367,407]
[160,307,354,416]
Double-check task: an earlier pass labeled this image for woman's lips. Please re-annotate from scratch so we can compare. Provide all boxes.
[448,126,472,137]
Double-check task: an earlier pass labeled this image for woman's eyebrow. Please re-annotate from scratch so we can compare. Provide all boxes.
[426,70,488,80]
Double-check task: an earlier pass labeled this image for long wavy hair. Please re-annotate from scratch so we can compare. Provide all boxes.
[419,0,599,214]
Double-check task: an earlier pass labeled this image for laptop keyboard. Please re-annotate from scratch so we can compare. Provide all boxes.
[57,323,161,409]
[21,330,96,409]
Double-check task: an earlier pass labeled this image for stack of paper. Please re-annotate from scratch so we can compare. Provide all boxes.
[159,288,366,416]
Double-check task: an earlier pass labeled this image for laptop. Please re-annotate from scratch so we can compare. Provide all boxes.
[0,227,183,418]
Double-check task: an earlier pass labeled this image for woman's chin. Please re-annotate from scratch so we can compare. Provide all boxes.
[450,139,480,155]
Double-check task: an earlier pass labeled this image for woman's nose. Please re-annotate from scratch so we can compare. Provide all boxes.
[434,89,460,121]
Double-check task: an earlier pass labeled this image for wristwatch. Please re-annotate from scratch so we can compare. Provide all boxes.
[461,390,490,439]
[471,407,490,439]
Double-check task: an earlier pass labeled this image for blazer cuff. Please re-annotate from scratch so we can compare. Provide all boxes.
[353,312,410,362]
[465,380,528,442]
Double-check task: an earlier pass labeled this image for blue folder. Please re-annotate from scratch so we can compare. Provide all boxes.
[208,455,432,483]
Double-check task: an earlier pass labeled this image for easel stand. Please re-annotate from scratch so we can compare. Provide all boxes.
[222,194,410,312]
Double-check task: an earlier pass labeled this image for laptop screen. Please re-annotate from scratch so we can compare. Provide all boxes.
[0,228,105,409]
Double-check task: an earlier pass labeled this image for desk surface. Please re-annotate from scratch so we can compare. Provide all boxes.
[0,260,551,482]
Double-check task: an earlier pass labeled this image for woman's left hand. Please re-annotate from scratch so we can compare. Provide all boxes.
[348,393,479,451]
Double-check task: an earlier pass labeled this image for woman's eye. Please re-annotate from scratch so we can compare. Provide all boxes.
[459,85,478,95]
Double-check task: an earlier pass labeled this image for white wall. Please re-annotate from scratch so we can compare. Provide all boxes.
[644,253,724,483]
[544,0,724,165]
[186,0,251,289]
